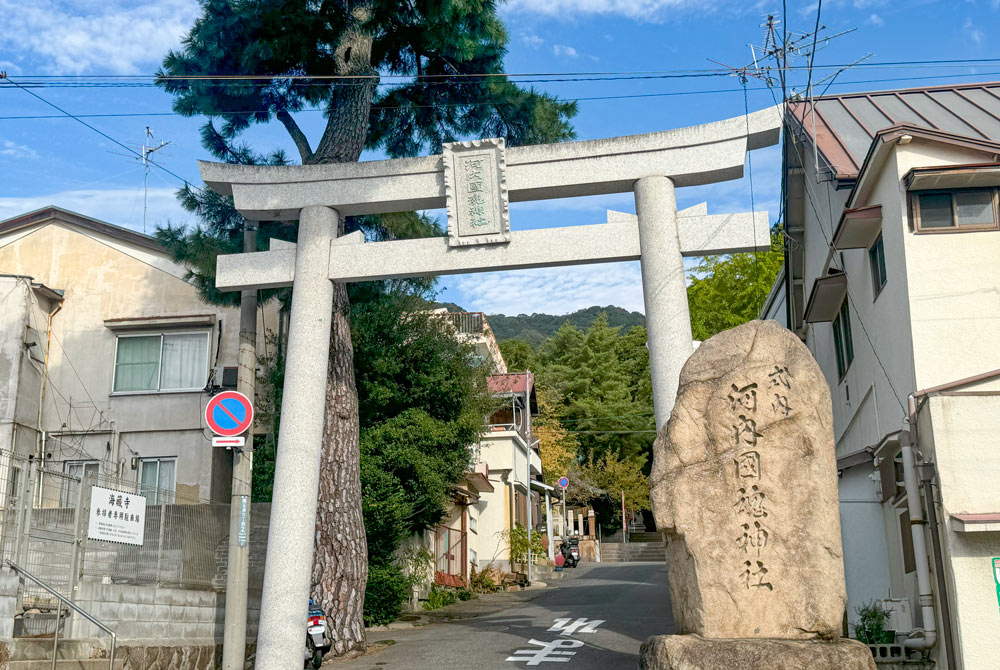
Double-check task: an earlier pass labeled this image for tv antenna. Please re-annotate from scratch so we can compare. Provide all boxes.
[141,127,171,234]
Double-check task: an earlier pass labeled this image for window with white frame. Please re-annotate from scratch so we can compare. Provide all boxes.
[113,332,210,393]
[469,515,478,533]
[62,460,99,507]
[139,457,176,505]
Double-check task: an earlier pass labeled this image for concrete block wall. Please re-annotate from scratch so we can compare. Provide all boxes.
[68,580,222,641]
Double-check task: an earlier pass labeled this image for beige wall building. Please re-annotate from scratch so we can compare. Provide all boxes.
[764,81,1000,669]
[410,314,548,590]
[0,207,276,505]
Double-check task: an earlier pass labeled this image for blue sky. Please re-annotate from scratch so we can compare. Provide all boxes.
[1,0,996,315]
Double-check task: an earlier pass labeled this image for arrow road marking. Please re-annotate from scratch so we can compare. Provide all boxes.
[506,639,583,666]
[547,618,605,636]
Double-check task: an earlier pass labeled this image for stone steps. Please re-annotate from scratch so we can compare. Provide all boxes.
[600,541,666,563]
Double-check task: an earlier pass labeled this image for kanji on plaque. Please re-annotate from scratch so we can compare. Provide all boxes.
[88,485,146,546]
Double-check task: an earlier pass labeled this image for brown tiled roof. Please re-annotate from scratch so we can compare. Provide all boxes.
[788,81,1000,178]
[487,372,534,395]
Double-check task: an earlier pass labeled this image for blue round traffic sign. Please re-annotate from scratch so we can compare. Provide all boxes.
[557,476,569,489]
[205,391,254,437]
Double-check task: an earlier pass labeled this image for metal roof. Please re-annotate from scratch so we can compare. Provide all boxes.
[788,81,1000,177]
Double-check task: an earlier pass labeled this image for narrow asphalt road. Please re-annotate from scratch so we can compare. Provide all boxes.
[338,562,673,670]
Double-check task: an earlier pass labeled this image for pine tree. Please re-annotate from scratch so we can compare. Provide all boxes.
[157,0,576,656]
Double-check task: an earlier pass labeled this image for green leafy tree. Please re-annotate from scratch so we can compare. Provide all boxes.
[537,315,653,466]
[578,451,650,527]
[687,234,785,341]
[159,0,575,654]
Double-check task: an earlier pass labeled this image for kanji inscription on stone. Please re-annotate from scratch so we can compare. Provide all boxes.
[443,138,511,247]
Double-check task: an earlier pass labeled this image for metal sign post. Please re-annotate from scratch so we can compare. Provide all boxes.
[206,386,255,670]
[556,477,569,542]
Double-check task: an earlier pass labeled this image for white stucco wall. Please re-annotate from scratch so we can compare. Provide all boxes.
[924,395,1000,670]
[895,140,1000,391]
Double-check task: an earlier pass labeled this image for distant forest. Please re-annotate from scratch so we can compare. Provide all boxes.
[435,303,646,346]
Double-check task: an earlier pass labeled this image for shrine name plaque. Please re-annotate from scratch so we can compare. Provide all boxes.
[443,138,511,247]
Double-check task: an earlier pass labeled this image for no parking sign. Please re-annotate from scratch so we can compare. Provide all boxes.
[206,391,254,447]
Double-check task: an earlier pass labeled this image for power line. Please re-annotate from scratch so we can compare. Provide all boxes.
[12,58,1000,82]
[0,74,196,188]
[5,70,1000,123]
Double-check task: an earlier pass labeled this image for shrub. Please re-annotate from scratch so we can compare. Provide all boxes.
[364,563,410,627]
[505,524,545,568]
[853,600,892,644]
[422,585,459,611]
[455,587,474,601]
[469,566,500,594]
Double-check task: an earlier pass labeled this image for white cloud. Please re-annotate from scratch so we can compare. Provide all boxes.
[866,13,885,26]
[0,140,38,159]
[0,0,199,74]
[964,18,984,45]
[0,187,193,233]
[521,33,545,49]
[503,0,722,21]
[552,45,579,58]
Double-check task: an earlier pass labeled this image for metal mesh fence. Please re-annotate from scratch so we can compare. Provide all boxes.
[0,448,230,622]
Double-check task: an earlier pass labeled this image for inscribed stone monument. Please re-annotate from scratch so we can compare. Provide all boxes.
[644,320,874,669]
[443,138,510,246]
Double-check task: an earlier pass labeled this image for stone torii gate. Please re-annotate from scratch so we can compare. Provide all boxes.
[201,105,782,669]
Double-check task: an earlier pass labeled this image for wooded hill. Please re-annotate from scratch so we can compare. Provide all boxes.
[432,304,646,345]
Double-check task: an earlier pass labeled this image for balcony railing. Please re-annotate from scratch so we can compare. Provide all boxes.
[445,311,487,335]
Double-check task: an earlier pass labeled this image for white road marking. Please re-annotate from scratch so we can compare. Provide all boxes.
[506,639,584,665]
[547,618,605,636]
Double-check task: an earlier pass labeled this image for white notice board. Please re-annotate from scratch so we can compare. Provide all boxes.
[88,485,146,546]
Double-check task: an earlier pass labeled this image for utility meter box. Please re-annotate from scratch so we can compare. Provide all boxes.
[881,598,913,633]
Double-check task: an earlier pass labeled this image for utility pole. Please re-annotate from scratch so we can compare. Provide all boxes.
[222,222,257,670]
[141,127,170,234]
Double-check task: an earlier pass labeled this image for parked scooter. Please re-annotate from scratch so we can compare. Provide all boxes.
[559,539,580,568]
[306,599,331,669]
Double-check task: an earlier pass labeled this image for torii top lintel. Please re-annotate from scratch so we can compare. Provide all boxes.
[199,105,782,221]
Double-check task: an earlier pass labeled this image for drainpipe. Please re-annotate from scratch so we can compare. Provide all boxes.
[899,424,937,653]
[917,460,957,670]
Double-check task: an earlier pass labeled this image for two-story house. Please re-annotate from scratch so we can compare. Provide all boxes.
[0,206,274,506]
[763,81,1000,669]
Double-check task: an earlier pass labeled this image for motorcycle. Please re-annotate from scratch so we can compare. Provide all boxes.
[306,599,331,669]
[560,540,579,568]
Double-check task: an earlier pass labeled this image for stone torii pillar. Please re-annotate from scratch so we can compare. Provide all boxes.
[199,105,782,669]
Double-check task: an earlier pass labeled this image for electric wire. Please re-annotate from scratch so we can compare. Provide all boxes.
[6,70,1000,123]
[12,57,1000,83]
[0,75,196,188]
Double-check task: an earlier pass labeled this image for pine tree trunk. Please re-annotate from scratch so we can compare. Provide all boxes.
[305,3,378,658]
[311,279,367,657]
